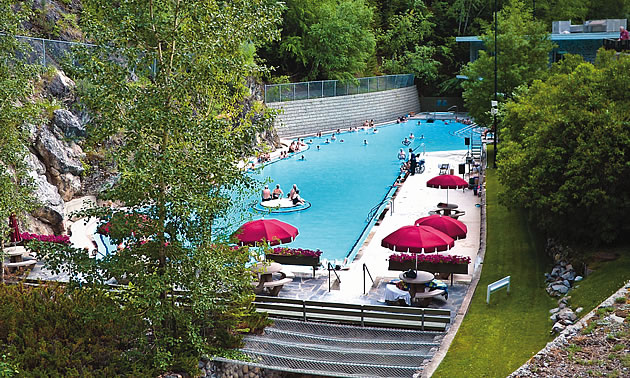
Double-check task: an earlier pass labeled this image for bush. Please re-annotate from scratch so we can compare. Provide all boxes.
[0,283,156,376]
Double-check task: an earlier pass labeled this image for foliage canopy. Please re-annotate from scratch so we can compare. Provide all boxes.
[498,50,630,245]
[36,0,282,373]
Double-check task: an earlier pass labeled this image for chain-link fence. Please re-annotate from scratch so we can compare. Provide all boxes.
[264,74,415,103]
[9,34,95,68]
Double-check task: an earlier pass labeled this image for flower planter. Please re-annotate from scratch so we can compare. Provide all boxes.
[388,260,468,278]
[265,254,320,277]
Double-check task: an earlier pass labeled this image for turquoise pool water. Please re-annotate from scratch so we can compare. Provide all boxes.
[228,120,469,263]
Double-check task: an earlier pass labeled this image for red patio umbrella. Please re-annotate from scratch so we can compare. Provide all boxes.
[381,225,454,269]
[415,214,467,240]
[233,219,298,246]
[426,174,468,204]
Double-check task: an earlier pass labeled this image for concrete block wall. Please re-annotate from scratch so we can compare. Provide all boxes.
[267,86,420,138]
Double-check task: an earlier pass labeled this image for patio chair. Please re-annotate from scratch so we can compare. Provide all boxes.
[439,163,449,175]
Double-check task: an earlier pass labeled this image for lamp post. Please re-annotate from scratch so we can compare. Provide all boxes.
[493,0,498,168]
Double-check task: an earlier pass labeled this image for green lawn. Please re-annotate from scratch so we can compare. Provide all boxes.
[569,247,630,314]
[433,164,556,377]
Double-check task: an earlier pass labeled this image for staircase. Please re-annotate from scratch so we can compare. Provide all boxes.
[239,318,445,377]
[470,132,483,160]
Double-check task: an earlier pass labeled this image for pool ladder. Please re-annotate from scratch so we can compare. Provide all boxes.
[365,198,394,223]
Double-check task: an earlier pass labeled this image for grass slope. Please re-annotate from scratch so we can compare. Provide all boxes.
[433,166,556,377]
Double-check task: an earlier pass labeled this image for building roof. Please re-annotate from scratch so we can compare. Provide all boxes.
[456,32,620,43]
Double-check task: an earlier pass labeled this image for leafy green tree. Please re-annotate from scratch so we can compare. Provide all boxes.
[0,1,40,283]
[377,7,442,83]
[498,50,630,246]
[262,0,376,81]
[460,0,553,127]
[37,0,282,373]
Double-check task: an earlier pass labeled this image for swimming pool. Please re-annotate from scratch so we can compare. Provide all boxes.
[227,120,470,263]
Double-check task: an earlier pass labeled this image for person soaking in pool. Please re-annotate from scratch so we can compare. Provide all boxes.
[398,148,406,160]
[262,185,272,202]
[272,184,283,199]
[288,184,298,199]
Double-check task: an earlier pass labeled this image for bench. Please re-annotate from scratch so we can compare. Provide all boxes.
[413,289,446,306]
[253,277,294,296]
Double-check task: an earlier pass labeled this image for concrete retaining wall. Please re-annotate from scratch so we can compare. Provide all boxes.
[267,86,420,138]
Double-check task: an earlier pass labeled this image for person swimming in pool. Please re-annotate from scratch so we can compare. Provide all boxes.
[398,148,406,160]
[409,133,414,139]
[402,137,410,146]
[363,139,368,145]
[317,145,320,150]
[325,138,330,144]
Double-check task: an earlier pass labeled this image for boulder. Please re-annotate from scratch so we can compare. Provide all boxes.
[574,275,583,282]
[561,270,575,281]
[35,125,84,176]
[551,322,566,334]
[47,70,76,100]
[26,152,65,232]
[557,309,577,323]
[549,307,560,315]
[551,284,569,294]
[57,172,82,201]
[53,109,85,138]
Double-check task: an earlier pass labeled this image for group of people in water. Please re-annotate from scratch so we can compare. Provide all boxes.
[261,183,304,205]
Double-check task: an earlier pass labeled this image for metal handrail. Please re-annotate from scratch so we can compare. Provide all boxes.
[363,263,374,295]
[328,262,341,292]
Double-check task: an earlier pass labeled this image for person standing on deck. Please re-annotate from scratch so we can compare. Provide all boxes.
[409,148,417,175]
[619,26,629,40]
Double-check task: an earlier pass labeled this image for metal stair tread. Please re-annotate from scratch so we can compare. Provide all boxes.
[242,349,422,372]
[243,337,432,357]
[250,327,439,346]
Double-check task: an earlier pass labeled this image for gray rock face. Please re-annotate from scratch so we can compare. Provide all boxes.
[35,125,84,176]
[53,109,85,138]
[26,152,64,231]
[47,70,76,99]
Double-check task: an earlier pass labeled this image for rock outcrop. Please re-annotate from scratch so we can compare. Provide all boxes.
[53,109,85,138]
[47,70,76,101]
[26,152,65,233]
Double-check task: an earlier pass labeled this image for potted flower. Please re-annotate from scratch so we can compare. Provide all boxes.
[388,253,470,275]
[265,247,322,277]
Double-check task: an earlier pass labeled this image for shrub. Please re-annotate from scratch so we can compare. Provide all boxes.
[269,247,322,257]
[0,283,155,376]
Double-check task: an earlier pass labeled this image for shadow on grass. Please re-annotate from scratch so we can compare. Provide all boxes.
[433,161,556,377]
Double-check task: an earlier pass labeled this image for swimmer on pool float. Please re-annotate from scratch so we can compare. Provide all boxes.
[261,185,271,202]
[272,184,283,199]
[402,137,411,146]
[288,184,298,199]
[291,189,305,205]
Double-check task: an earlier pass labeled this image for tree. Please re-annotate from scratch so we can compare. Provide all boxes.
[497,50,630,246]
[378,7,442,84]
[459,0,553,127]
[38,0,283,373]
[0,1,40,283]
[262,0,376,81]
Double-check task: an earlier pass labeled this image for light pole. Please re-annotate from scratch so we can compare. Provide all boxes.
[493,0,498,168]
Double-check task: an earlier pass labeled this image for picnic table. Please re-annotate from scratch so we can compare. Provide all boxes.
[251,262,293,296]
[399,271,446,307]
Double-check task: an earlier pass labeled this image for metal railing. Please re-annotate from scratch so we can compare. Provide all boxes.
[363,263,374,295]
[328,262,341,292]
[264,74,415,103]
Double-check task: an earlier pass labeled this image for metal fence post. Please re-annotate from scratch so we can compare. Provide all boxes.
[42,39,46,66]
[321,81,323,98]
[334,81,336,97]
[293,83,296,101]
